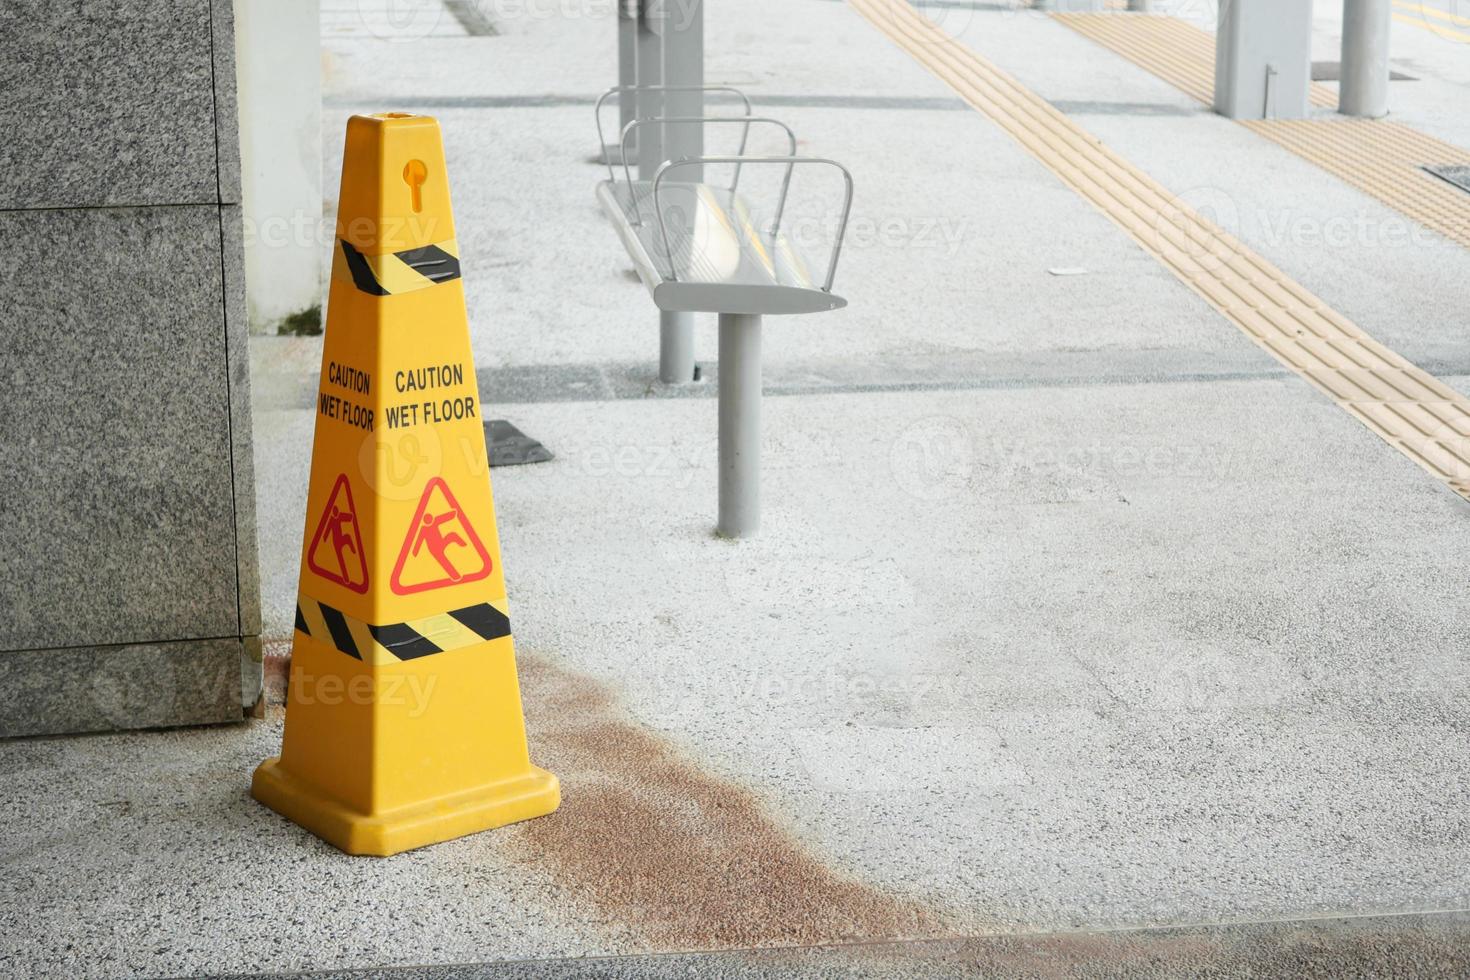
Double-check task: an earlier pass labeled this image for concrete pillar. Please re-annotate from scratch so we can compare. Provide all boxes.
[1341,0,1392,118]
[1214,0,1314,120]
[235,0,323,334]
[717,314,762,538]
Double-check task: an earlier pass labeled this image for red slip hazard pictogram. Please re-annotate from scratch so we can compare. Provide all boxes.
[390,477,493,595]
[307,474,370,594]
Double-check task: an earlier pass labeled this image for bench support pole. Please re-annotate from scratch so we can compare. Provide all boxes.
[660,311,696,383]
[717,313,761,538]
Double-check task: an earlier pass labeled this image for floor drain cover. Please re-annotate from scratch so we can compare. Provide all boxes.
[485,419,553,467]
[1423,164,1470,195]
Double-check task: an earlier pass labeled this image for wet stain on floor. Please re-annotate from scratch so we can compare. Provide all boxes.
[511,652,949,951]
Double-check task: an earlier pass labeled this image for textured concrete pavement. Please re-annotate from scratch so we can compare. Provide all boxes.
[5,0,1470,977]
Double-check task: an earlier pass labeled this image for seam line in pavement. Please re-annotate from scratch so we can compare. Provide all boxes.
[325,92,1193,117]
[851,0,1470,500]
[253,366,1303,412]
[224,905,1470,978]
[324,93,972,111]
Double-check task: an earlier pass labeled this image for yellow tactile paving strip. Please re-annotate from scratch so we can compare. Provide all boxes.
[1240,117,1470,248]
[1394,0,1470,44]
[849,0,1470,498]
[1054,12,1470,250]
[1053,12,1338,109]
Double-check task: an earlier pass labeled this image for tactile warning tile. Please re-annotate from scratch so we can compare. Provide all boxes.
[1055,12,1470,250]
[1242,118,1470,249]
[1394,0,1470,45]
[1054,12,1338,109]
[849,0,1470,499]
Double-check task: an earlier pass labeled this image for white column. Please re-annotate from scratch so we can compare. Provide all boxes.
[1214,0,1313,120]
[234,0,323,334]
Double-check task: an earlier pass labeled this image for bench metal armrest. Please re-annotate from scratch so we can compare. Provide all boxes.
[594,84,754,179]
[652,156,856,293]
[617,116,797,205]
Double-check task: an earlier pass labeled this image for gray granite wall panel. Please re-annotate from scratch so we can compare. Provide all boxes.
[0,638,243,737]
[0,205,241,652]
[0,0,220,210]
[0,0,259,734]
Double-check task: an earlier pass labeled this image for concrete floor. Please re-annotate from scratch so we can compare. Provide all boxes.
[5,1,1470,977]
[240,912,1470,978]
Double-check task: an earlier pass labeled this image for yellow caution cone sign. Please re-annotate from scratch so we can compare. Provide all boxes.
[252,113,559,856]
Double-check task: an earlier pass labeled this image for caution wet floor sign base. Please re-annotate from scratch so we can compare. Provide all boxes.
[252,765,559,858]
[251,641,559,856]
[252,113,558,856]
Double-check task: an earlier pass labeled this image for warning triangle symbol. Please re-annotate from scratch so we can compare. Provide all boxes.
[307,473,370,594]
[390,477,494,596]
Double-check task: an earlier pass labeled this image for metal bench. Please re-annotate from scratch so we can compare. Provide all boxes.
[593,87,854,538]
[596,84,754,381]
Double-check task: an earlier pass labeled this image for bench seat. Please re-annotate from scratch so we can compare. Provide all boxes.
[596,178,848,316]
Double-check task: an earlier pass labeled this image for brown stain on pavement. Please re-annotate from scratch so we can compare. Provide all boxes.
[512,653,948,951]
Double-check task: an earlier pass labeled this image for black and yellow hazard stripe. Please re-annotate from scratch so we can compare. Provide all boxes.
[333,238,462,296]
[295,593,510,664]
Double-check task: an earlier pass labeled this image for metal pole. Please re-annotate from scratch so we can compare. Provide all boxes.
[635,1,663,179]
[717,313,761,538]
[615,0,638,163]
[1341,0,1391,118]
[1126,0,1154,10]
[661,0,703,183]
[651,0,699,383]
[660,311,695,383]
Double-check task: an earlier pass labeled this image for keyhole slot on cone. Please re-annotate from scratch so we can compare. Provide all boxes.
[403,159,428,213]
